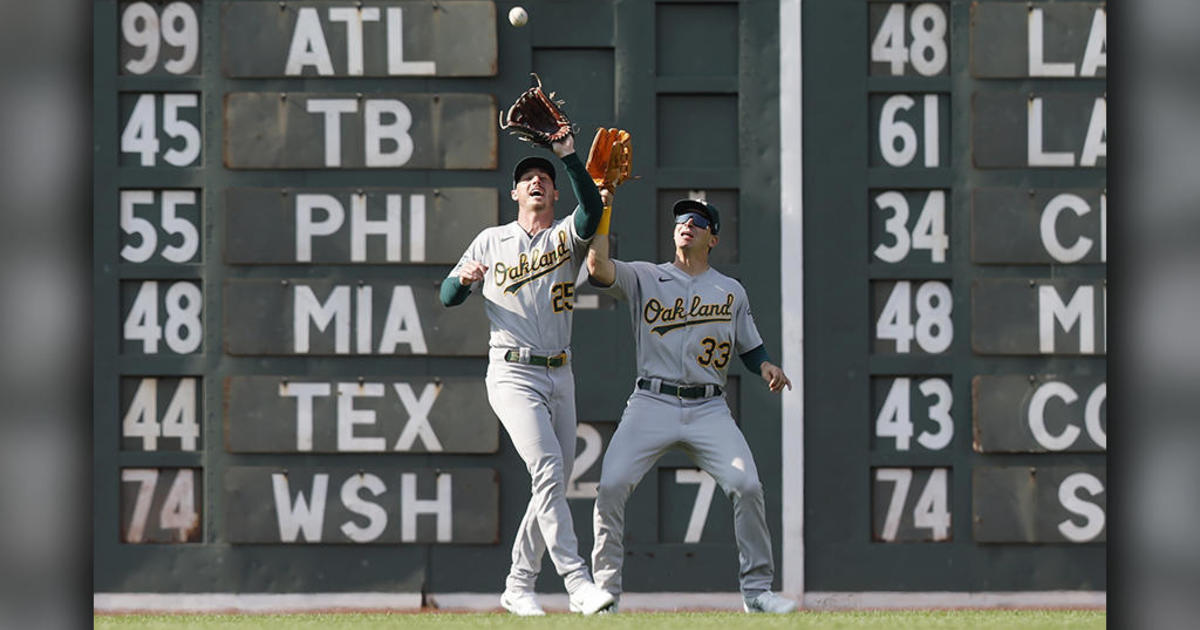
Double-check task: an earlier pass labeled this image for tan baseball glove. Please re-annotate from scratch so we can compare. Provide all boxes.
[585,127,633,192]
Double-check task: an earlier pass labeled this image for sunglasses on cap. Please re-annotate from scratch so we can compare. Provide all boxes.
[674,212,713,230]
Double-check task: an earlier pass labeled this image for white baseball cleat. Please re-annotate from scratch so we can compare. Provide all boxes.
[589,594,619,614]
[500,590,546,616]
[568,582,616,615]
[595,598,619,614]
[743,591,798,614]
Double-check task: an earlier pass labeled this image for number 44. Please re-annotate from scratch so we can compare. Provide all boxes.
[122,378,199,451]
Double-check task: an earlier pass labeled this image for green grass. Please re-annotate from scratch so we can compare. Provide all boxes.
[95,610,1106,630]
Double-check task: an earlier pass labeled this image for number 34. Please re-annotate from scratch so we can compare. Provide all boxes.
[697,337,731,368]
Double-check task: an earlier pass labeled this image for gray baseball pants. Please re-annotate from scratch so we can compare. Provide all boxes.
[486,349,591,594]
[591,389,775,597]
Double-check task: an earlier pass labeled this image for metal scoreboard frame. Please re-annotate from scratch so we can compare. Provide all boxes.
[93,0,1105,611]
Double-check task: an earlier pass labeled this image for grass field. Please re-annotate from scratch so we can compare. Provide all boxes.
[94,610,1106,630]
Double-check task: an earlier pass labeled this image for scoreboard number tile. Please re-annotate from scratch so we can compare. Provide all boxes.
[871,376,953,452]
[566,422,617,499]
[121,376,201,451]
[658,467,730,545]
[870,93,948,168]
[872,280,953,354]
[121,280,203,355]
[872,467,951,542]
[119,92,202,168]
[120,189,202,264]
[119,1,201,76]
[869,2,950,77]
[871,189,949,264]
[120,467,202,543]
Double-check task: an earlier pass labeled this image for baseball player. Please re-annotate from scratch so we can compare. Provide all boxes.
[440,135,615,616]
[585,193,798,614]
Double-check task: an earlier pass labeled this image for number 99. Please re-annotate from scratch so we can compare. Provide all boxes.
[122,1,199,75]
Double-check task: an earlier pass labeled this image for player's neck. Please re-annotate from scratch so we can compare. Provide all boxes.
[517,206,554,236]
[672,248,710,276]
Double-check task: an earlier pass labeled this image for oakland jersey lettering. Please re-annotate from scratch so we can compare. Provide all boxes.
[494,230,573,294]
[600,259,763,388]
[643,294,735,335]
[449,217,588,351]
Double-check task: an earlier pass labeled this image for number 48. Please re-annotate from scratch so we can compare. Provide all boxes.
[871,3,948,76]
[876,280,953,353]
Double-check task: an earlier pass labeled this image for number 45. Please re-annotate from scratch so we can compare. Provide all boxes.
[121,93,201,167]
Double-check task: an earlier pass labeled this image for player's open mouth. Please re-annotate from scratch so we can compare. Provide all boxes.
[530,189,544,198]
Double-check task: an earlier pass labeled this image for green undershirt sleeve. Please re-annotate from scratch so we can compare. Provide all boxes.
[739,344,771,374]
[440,276,472,307]
[564,152,604,239]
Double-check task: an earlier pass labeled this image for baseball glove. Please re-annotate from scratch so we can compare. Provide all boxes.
[498,73,576,147]
[586,127,633,192]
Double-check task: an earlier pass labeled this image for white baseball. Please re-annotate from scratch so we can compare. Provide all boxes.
[509,6,528,27]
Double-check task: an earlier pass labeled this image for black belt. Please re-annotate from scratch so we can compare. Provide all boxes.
[505,350,568,368]
[637,378,722,399]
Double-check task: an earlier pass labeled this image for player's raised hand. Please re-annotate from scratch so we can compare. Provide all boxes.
[760,362,792,393]
[550,133,575,158]
[600,188,613,207]
[459,260,489,285]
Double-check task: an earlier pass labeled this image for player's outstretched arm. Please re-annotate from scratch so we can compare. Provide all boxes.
[552,135,604,239]
[440,260,487,307]
[738,345,791,393]
[587,189,616,286]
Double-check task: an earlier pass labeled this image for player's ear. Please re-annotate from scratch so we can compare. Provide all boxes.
[709,233,719,251]
[511,187,520,201]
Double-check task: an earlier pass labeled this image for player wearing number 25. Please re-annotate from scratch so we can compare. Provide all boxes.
[440,135,615,616]
[587,194,797,614]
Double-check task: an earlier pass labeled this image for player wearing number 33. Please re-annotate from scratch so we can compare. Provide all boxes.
[440,134,615,616]
[586,192,798,614]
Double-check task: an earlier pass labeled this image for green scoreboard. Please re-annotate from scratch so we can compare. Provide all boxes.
[799,0,1105,597]
[93,0,1104,608]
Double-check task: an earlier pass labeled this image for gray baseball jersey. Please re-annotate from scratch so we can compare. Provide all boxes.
[449,214,590,352]
[591,259,777,599]
[603,260,763,386]
[448,209,596,597]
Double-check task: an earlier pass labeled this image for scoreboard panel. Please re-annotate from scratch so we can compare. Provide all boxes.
[95,0,784,598]
[94,0,1104,602]
[801,0,1105,592]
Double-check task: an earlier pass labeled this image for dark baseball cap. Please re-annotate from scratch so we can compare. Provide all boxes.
[672,199,721,234]
[513,156,556,186]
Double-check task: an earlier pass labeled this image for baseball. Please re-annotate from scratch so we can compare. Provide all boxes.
[509,6,528,27]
